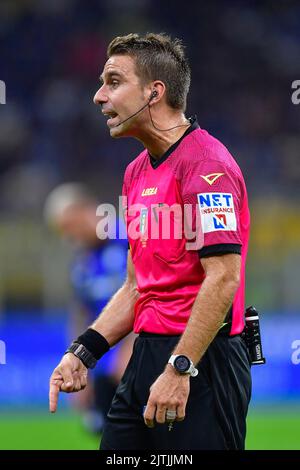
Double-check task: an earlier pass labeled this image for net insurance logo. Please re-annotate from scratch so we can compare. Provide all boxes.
[0,80,6,104]
[197,192,237,233]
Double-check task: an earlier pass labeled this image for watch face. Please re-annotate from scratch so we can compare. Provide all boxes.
[174,355,190,373]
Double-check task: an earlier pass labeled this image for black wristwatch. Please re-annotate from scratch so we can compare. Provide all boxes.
[168,355,198,377]
[65,342,97,369]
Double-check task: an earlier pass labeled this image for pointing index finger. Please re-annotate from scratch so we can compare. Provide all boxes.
[49,380,62,413]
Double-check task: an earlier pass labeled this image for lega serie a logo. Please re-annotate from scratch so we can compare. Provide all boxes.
[139,208,148,247]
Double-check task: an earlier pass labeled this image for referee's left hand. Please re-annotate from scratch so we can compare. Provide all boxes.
[49,353,88,413]
[143,365,190,428]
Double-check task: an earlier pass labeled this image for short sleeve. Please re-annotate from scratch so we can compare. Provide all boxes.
[181,158,243,257]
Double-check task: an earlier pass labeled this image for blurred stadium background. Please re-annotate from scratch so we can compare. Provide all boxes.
[0,0,300,450]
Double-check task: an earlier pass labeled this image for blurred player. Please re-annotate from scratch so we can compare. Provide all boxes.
[44,183,133,433]
[49,33,252,450]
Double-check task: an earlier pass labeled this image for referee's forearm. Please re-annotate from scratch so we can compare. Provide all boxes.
[172,273,239,365]
[90,280,139,346]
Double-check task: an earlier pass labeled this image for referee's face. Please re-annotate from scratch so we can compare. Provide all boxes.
[94,54,151,138]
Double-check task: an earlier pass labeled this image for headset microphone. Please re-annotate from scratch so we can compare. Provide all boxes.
[110,90,191,132]
[110,91,157,128]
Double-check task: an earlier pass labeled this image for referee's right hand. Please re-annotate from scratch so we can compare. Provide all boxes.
[49,353,88,413]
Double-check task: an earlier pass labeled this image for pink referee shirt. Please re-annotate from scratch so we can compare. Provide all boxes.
[123,119,250,336]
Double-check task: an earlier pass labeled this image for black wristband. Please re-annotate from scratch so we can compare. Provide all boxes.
[75,328,110,360]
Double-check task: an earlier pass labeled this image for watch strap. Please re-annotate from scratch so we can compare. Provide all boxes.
[65,342,97,369]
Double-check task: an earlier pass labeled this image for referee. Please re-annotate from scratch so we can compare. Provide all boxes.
[49,33,252,450]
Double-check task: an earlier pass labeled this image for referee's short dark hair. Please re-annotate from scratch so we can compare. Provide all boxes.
[107,33,191,112]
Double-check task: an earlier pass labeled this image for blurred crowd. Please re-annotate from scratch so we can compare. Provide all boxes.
[0,0,299,313]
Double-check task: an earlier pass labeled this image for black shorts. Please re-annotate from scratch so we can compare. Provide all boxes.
[100,332,252,450]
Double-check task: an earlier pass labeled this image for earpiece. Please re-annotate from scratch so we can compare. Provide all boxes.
[150,90,158,101]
